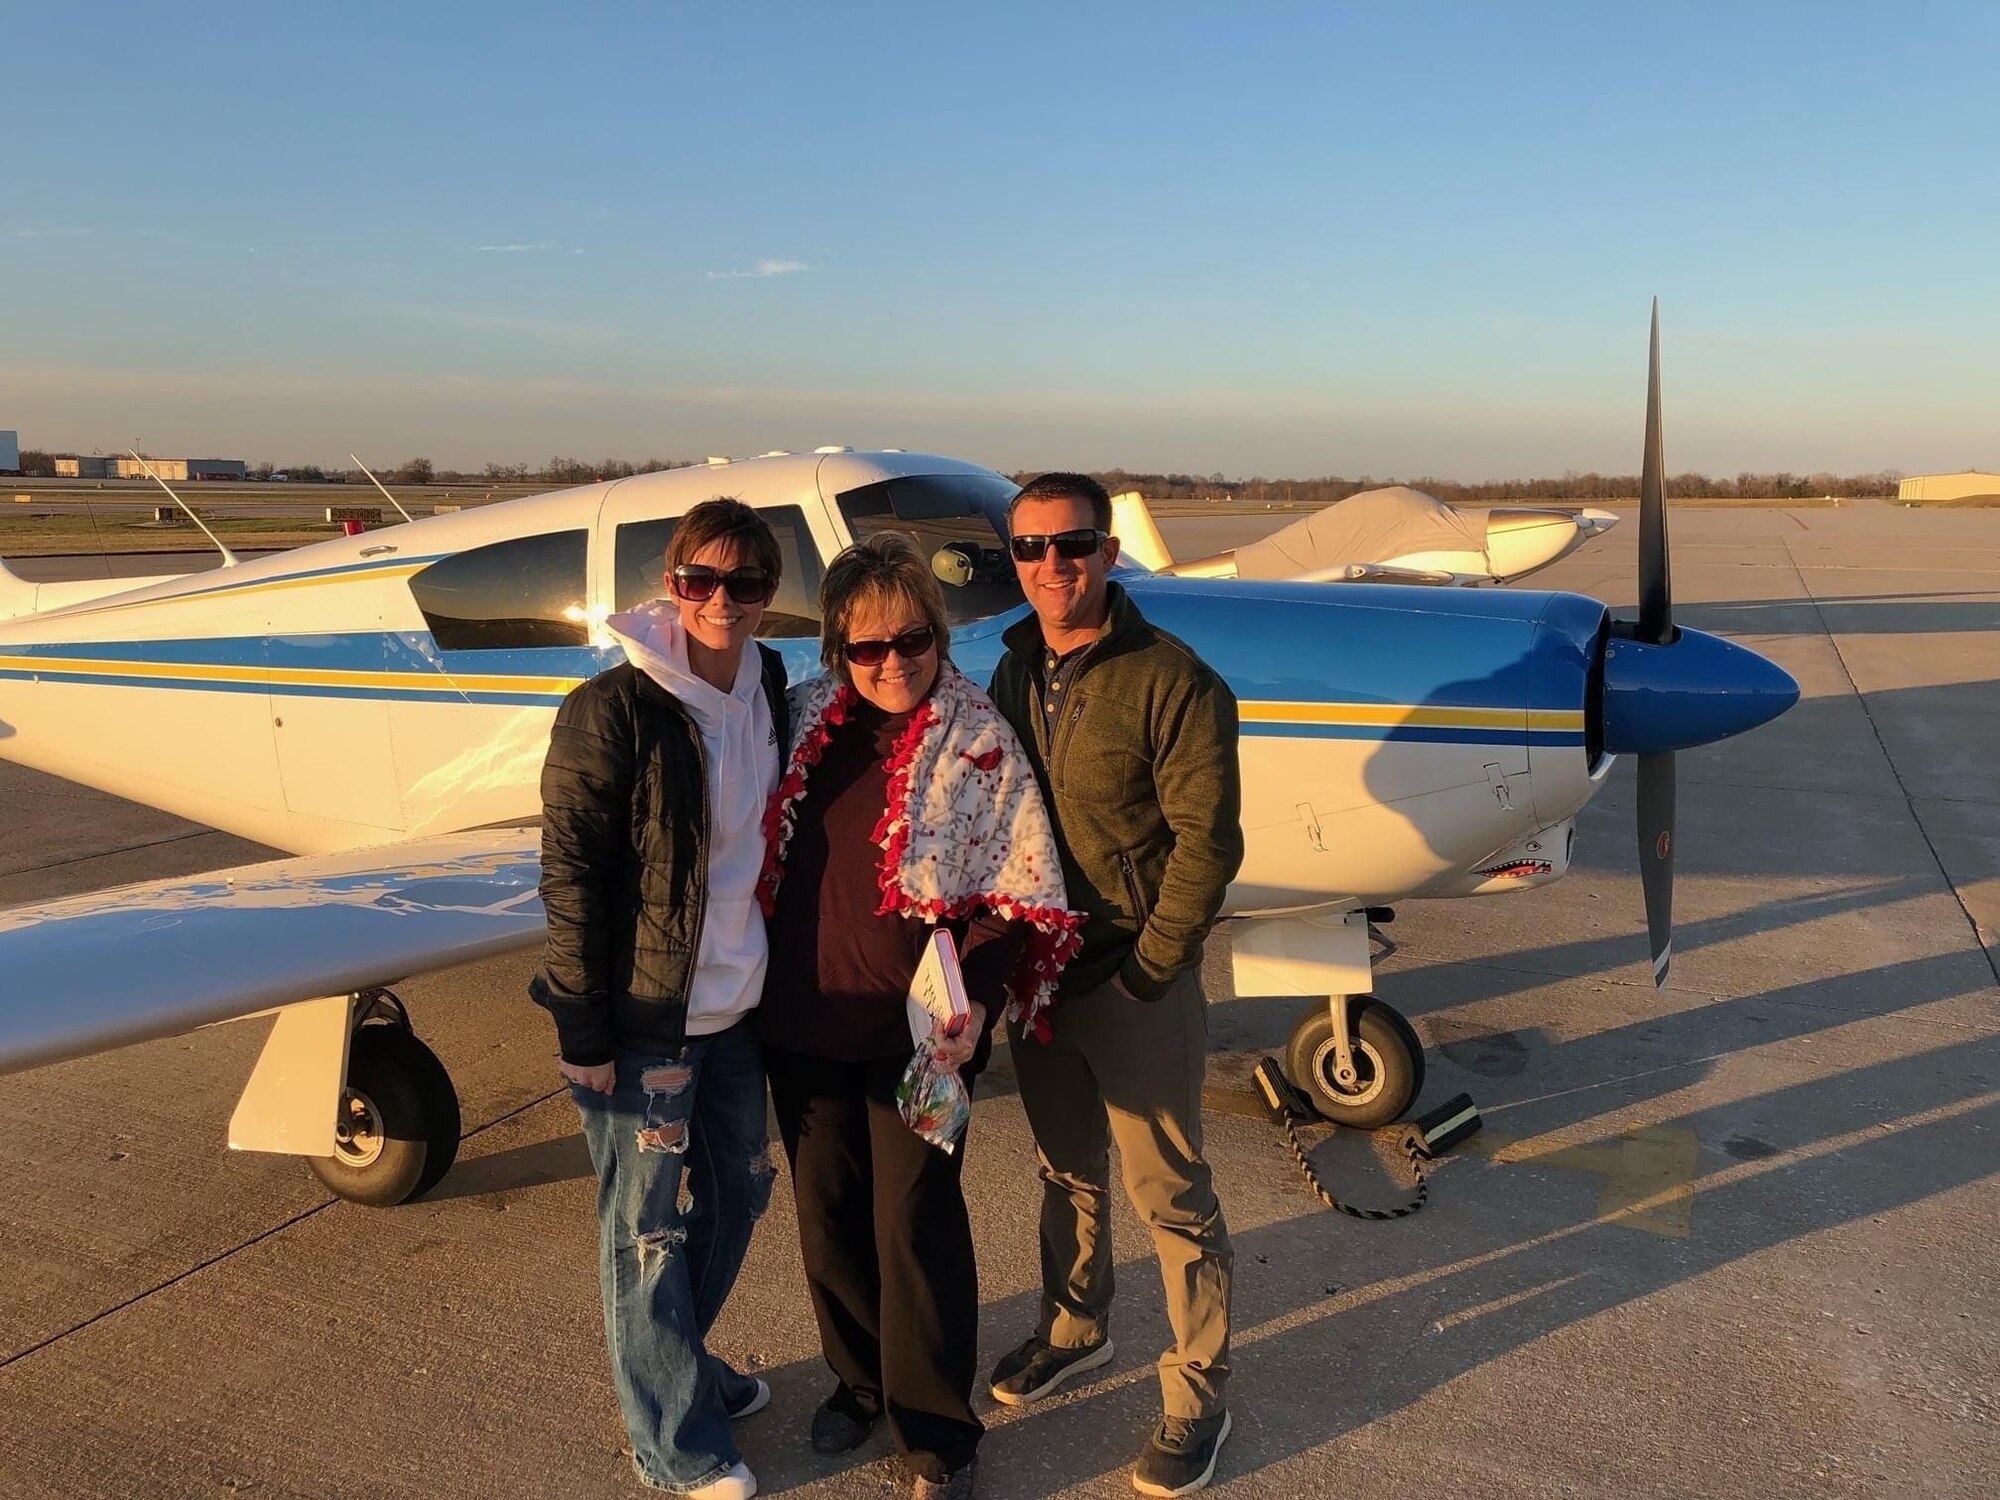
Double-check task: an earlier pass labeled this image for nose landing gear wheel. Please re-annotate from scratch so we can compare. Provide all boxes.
[307,1026,461,1207]
[1284,996,1424,1129]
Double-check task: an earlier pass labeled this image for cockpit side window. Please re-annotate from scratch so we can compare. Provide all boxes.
[614,503,825,638]
[835,474,1024,625]
[410,529,589,650]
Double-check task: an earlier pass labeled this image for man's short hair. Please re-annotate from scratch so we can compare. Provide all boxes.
[817,532,954,685]
[1008,472,1112,534]
[666,497,783,579]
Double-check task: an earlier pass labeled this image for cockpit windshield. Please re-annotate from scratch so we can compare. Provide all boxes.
[833,473,1024,625]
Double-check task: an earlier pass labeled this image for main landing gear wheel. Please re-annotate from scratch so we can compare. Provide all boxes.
[1284,996,1425,1129]
[307,1025,461,1207]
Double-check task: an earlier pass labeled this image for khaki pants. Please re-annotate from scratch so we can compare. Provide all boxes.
[1008,968,1232,1419]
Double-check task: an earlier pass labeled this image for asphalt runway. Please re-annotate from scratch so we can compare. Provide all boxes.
[1,508,1995,1498]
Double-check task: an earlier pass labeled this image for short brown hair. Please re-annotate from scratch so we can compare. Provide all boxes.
[1008,471,1112,533]
[667,497,783,580]
[818,532,953,684]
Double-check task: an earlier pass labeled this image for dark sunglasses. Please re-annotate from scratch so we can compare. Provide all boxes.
[840,625,937,666]
[1009,528,1107,563]
[670,565,777,605]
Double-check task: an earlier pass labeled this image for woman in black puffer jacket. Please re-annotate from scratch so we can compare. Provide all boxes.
[531,497,788,1500]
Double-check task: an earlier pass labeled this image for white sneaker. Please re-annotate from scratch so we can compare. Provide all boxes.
[687,1462,757,1500]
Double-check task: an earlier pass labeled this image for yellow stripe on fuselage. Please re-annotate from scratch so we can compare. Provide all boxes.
[1239,700,1583,731]
[0,653,580,697]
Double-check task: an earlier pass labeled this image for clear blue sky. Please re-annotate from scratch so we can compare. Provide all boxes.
[4,2,1995,479]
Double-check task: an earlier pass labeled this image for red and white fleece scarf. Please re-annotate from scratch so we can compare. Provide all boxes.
[757,661,1083,1039]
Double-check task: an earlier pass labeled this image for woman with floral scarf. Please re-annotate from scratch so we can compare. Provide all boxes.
[757,533,1079,1500]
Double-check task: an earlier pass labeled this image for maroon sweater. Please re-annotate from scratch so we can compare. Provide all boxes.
[758,699,1024,1062]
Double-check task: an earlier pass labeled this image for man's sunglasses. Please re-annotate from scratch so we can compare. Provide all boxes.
[1009,528,1108,563]
[670,565,777,605]
[840,625,937,666]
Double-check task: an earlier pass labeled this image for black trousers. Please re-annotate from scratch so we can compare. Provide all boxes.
[764,1046,983,1481]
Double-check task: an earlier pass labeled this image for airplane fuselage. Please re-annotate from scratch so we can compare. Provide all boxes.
[0,452,1613,918]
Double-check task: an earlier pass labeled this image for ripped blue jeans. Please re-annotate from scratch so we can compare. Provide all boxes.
[571,1018,777,1492]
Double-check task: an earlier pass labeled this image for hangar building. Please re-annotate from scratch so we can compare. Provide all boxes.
[107,457,249,481]
[0,430,18,474]
[1898,470,2000,502]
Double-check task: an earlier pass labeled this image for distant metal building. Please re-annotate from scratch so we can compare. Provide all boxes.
[112,457,188,480]
[1898,470,2000,502]
[0,430,18,473]
[54,455,113,478]
[187,458,248,480]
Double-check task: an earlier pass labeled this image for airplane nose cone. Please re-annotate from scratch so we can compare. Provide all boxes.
[1601,626,1800,754]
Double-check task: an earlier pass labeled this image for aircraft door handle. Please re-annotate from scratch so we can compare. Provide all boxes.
[1296,802,1325,852]
[1483,763,1514,811]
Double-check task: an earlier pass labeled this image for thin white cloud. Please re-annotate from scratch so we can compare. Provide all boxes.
[473,241,551,253]
[2,227,92,240]
[707,258,809,281]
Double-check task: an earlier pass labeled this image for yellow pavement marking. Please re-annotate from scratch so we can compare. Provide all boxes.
[1468,1126,1702,1237]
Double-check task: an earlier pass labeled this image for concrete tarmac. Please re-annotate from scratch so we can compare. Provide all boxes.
[0,508,1995,1498]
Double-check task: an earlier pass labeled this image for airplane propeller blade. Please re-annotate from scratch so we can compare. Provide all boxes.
[1636,298,1672,646]
[1637,750,1675,985]
[1636,301,1675,986]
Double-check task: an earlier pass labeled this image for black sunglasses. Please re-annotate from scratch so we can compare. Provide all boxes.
[670,565,777,605]
[840,625,937,666]
[1009,528,1107,563]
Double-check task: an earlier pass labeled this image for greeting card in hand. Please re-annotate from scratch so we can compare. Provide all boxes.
[906,926,971,1050]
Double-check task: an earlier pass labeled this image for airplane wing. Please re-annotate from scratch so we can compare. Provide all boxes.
[0,827,544,1076]
[1296,561,1463,586]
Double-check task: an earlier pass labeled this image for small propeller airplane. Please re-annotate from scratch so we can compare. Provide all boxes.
[0,306,1797,1206]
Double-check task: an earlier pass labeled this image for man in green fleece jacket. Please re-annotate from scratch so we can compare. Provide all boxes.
[986,472,1245,1498]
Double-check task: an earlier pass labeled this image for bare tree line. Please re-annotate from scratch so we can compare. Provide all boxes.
[1045,468,1907,505]
[15,446,1902,501]
[10,452,701,485]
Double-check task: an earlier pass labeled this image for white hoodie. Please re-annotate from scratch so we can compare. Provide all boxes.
[605,599,780,1036]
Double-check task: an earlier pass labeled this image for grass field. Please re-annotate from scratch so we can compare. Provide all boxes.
[3,479,547,509]
[0,514,343,556]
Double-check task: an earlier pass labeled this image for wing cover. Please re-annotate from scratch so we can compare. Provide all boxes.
[1231,486,1485,579]
[0,828,544,1075]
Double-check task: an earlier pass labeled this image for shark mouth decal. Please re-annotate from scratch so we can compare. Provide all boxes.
[1475,859,1555,879]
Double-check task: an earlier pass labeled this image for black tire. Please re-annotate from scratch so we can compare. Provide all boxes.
[1283,996,1424,1128]
[307,1027,461,1207]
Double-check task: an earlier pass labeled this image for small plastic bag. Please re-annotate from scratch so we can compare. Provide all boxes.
[896,1049,972,1154]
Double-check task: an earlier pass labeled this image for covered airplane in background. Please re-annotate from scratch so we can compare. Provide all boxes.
[1113,484,1620,586]
[0,307,1796,1208]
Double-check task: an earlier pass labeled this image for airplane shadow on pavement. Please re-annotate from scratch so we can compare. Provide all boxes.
[966,1043,1998,1496]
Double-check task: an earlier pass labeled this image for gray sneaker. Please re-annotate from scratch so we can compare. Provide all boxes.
[986,1333,1115,1406]
[1132,1410,1231,1496]
[810,1392,878,1455]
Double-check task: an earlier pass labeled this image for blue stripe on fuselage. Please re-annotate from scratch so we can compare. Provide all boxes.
[1119,576,1578,714]
[1240,722,1586,747]
[0,577,1606,739]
